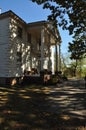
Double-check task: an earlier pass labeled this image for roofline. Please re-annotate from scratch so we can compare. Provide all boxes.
[0,10,26,25]
[0,10,53,27]
[0,10,61,43]
[28,20,49,27]
[28,20,61,44]
[0,10,49,26]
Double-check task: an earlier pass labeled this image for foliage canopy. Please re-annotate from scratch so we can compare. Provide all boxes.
[32,0,86,59]
[32,0,86,33]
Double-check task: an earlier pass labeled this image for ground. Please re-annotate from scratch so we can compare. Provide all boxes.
[0,78,86,130]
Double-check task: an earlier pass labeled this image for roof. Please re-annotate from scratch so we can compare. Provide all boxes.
[28,20,50,28]
[0,10,61,44]
[0,10,26,25]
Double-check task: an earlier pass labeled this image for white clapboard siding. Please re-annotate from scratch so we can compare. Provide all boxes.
[0,18,10,77]
[0,44,10,77]
[8,18,27,77]
[0,16,26,77]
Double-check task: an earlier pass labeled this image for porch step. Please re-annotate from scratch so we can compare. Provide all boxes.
[21,76,43,85]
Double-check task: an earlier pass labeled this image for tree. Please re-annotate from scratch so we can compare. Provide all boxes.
[68,32,86,73]
[61,54,86,77]
[68,40,86,59]
[32,0,86,59]
[32,0,86,34]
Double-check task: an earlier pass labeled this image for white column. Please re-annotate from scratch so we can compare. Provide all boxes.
[58,44,61,71]
[55,44,61,72]
[51,46,55,74]
[55,44,58,72]
[40,28,44,70]
[48,34,51,71]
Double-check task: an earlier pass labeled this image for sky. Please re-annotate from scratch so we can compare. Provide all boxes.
[0,0,73,55]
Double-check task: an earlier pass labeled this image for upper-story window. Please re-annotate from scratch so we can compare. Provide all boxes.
[17,26,23,38]
[27,33,31,43]
[17,52,22,62]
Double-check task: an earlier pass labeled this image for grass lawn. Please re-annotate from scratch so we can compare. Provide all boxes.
[0,79,86,130]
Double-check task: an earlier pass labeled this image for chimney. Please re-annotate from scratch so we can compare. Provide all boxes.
[0,8,2,14]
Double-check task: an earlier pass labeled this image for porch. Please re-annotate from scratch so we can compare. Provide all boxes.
[25,21,61,74]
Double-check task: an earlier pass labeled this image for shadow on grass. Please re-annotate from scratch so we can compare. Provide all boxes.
[0,79,86,130]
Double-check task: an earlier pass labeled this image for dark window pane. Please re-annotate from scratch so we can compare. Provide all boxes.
[27,33,31,43]
[18,26,22,38]
[17,52,22,62]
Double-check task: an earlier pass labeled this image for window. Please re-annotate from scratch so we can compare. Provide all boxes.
[37,39,41,50]
[17,26,22,38]
[17,52,22,62]
[27,33,31,43]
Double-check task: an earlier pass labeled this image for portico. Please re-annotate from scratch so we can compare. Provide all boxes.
[27,21,61,74]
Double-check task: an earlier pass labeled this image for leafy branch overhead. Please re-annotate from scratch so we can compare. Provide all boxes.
[32,0,86,34]
[68,39,86,60]
[32,0,86,58]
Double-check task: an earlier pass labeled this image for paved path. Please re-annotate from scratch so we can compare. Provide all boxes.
[0,79,86,130]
